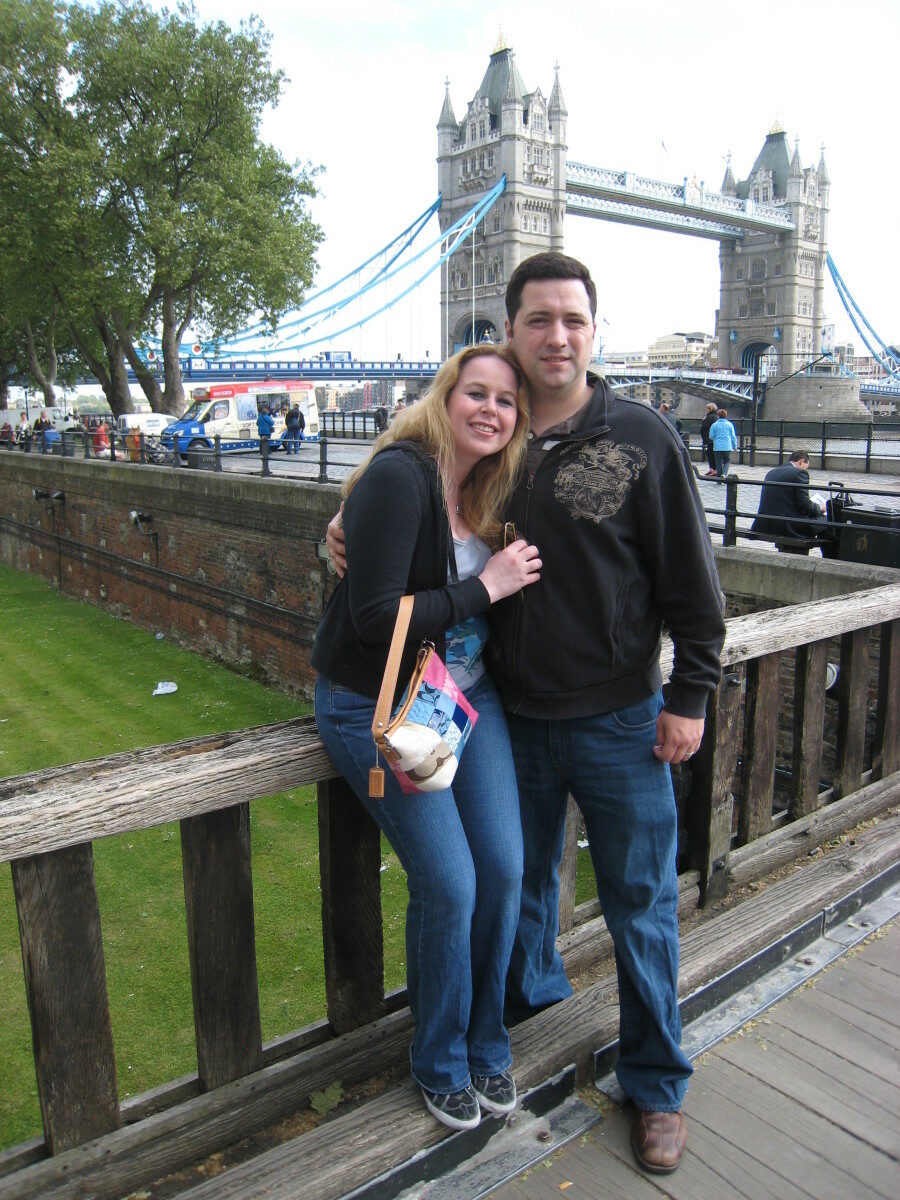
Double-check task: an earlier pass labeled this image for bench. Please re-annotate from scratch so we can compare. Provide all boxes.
[745,530,819,555]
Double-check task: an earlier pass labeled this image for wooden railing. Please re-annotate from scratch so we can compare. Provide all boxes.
[1,583,898,1183]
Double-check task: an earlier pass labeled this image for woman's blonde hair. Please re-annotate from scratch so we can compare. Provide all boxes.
[343,344,529,545]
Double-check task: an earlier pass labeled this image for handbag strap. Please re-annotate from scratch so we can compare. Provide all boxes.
[372,595,415,741]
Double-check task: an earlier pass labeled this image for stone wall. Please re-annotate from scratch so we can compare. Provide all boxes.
[0,453,342,699]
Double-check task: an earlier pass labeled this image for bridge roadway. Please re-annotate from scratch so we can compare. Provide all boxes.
[210,441,900,524]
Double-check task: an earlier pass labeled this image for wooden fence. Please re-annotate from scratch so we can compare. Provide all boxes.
[1,582,898,1197]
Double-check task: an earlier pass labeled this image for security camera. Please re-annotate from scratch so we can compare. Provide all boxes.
[129,510,152,528]
[51,491,65,504]
[32,488,50,500]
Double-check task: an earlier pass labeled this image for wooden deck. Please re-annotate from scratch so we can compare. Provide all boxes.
[489,920,899,1200]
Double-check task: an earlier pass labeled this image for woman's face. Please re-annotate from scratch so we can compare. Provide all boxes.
[446,356,520,472]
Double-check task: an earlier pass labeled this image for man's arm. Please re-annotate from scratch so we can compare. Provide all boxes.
[325,505,346,577]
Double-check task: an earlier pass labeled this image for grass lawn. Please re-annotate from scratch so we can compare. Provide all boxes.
[0,563,595,1150]
[0,564,412,1148]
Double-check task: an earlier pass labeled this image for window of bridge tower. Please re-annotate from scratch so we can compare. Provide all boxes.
[479,120,485,138]
[492,212,501,233]
[750,258,766,281]
[534,112,544,131]
[488,150,494,168]
[470,124,476,141]
[739,304,748,318]
[474,262,484,286]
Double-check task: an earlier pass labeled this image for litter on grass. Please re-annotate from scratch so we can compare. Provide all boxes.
[152,682,177,696]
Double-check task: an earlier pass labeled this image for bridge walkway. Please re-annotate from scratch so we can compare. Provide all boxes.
[490,920,899,1200]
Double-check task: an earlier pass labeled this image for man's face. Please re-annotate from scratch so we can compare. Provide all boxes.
[505,279,596,399]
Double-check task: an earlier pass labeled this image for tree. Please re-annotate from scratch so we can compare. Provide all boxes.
[67,0,322,414]
[0,1,322,417]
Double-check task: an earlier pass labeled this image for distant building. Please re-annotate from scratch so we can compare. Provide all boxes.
[647,331,714,369]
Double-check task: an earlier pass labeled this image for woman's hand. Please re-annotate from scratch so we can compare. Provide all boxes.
[325,504,347,578]
[479,540,542,603]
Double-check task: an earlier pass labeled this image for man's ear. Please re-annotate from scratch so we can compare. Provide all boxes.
[504,318,513,341]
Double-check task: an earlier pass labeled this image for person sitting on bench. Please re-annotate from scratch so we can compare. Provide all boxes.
[751,451,829,551]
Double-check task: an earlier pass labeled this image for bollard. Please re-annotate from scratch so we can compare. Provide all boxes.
[318,436,328,483]
[39,435,46,455]
[778,420,785,464]
[172,434,181,468]
[723,474,739,547]
[109,430,117,462]
[83,430,91,459]
[214,435,222,472]
[260,436,271,477]
[139,432,146,465]
[865,423,873,474]
[23,430,31,453]
[820,421,828,470]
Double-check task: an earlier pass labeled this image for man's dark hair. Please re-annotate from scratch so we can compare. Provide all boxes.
[788,450,809,464]
[505,252,597,324]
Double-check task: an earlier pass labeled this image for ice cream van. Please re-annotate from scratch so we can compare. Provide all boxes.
[160,380,320,456]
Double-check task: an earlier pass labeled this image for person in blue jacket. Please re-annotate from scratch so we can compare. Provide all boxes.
[256,406,275,454]
[708,408,738,478]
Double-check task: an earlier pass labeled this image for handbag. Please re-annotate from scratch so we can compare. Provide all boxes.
[369,595,478,798]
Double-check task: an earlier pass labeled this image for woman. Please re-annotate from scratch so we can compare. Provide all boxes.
[709,406,738,478]
[312,345,541,1132]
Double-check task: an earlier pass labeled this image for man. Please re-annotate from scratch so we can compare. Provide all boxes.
[751,451,828,546]
[700,402,719,475]
[327,252,725,1174]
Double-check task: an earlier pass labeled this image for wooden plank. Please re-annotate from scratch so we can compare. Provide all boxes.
[557,796,580,936]
[10,844,121,1153]
[716,1026,899,1154]
[729,772,900,885]
[833,627,870,800]
[804,983,900,1046]
[810,959,900,1028]
[790,640,828,818]
[7,815,898,1200]
[180,804,263,1091]
[0,716,337,863]
[688,668,743,903]
[317,777,384,1034]
[738,652,780,844]
[694,1057,894,1199]
[766,997,900,1088]
[873,619,899,780]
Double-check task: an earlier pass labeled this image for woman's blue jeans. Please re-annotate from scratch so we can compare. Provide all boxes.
[315,672,523,1094]
[714,450,732,476]
[504,692,692,1112]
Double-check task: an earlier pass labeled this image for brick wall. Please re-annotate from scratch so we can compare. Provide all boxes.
[0,453,343,699]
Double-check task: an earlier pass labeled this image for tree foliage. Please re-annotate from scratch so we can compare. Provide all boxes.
[0,0,322,415]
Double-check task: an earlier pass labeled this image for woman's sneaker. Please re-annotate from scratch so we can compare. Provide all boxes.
[421,1084,481,1131]
[472,1070,517,1116]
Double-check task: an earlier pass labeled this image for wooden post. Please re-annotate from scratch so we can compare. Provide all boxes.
[11,844,121,1153]
[738,652,780,844]
[557,796,580,935]
[790,640,828,819]
[180,804,263,1091]
[833,628,870,800]
[689,669,743,904]
[317,777,384,1034]
[873,619,899,780]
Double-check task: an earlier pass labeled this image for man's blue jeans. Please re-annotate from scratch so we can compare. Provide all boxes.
[315,672,523,1095]
[285,429,300,454]
[505,692,692,1112]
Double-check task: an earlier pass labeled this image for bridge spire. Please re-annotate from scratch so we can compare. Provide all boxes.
[437,78,456,130]
[721,151,736,194]
[817,144,830,186]
[549,61,567,116]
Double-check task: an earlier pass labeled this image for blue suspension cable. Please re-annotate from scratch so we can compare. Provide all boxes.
[215,180,507,358]
[827,254,900,374]
[219,197,443,349]
[239,180,507,358]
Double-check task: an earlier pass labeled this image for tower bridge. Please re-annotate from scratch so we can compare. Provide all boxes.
[437,43,870,419]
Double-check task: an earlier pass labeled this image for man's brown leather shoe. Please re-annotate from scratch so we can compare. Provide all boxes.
[630,1108,686,1174]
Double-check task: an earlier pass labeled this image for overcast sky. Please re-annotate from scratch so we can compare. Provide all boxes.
[173,0,895,362]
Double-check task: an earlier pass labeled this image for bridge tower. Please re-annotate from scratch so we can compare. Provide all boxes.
[717,125,831,381]
[437,42,567,354]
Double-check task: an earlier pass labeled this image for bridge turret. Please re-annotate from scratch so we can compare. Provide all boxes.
[438,45,567,353]
[721,153,736,196]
